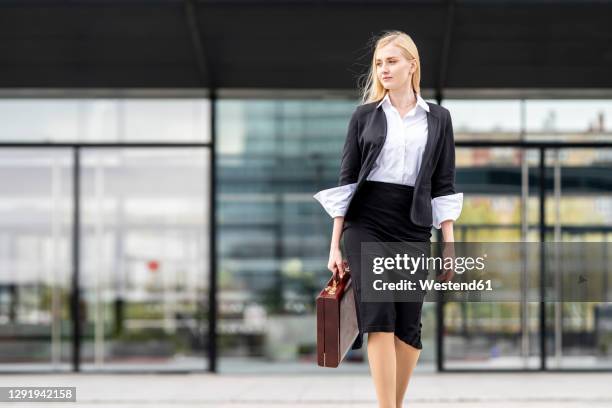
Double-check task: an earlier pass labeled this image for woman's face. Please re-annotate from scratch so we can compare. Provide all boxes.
[375,43,415,91]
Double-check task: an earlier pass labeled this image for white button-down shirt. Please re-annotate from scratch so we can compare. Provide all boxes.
[313,92,463,229]
[368,91,429,185]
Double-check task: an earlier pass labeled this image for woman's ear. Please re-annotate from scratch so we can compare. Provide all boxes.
[408,59,417,74]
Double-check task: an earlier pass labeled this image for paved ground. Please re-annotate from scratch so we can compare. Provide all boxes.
[1,371,612,407]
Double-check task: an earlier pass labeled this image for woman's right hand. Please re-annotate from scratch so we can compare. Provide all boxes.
[328,247,346,280]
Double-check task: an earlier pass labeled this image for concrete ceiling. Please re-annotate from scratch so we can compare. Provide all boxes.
[1,0,611,92]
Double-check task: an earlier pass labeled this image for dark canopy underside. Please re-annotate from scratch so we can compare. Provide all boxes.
[1,0,611,91]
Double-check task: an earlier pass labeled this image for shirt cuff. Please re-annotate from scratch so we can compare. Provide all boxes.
[313,183,358,218]
[431,192,463,229]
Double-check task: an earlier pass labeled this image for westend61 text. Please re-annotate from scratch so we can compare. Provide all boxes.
[373,279,493,291]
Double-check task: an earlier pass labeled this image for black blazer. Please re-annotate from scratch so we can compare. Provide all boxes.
[339,99,458,228]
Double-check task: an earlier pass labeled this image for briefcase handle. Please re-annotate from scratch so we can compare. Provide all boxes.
[324,261,351,296]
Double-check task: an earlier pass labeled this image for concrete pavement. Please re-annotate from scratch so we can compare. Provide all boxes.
[1,371,612,407]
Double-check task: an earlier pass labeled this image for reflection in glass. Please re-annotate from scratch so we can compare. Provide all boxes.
[526,100,612,133]
[442,99,522,137]
[0,149,73,371]
[544,147,612,368]
[0,99,210,143]
[217,99,373,371]
[79,149,209,371]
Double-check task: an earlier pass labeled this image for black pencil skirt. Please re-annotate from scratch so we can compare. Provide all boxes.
[341,180,432,351]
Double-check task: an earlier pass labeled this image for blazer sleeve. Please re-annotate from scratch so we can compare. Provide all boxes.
[337,109,361,186]
[431,109,463,228]
[312,109,361,218]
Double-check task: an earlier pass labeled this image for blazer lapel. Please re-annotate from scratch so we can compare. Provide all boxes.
[359,102,440,189]
[366,107,387,165]
[355,107,386,186]
[414,106,440,188]
[372,106,387,146]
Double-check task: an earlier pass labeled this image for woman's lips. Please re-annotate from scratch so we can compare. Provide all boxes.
[383,77,392,81]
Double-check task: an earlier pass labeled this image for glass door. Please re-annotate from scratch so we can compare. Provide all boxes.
[79,148,210,371]
[0,148,73,371]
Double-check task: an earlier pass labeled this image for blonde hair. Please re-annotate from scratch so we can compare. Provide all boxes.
[359,30,422,105]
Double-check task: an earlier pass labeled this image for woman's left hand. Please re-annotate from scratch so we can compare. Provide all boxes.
[437,241,456,282]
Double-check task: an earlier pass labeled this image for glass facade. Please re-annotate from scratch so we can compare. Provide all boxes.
[441,99,612,370]
[79,148,209,371]
[0,100,210,372]
[216,99,362,369]
[0,99,210,143]
[0,149,73,371]
[0,95,610,372]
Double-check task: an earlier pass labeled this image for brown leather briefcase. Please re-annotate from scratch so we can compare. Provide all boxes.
[316,262,359,367]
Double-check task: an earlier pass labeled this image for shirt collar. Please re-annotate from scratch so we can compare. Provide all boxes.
[376,92,430,113]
